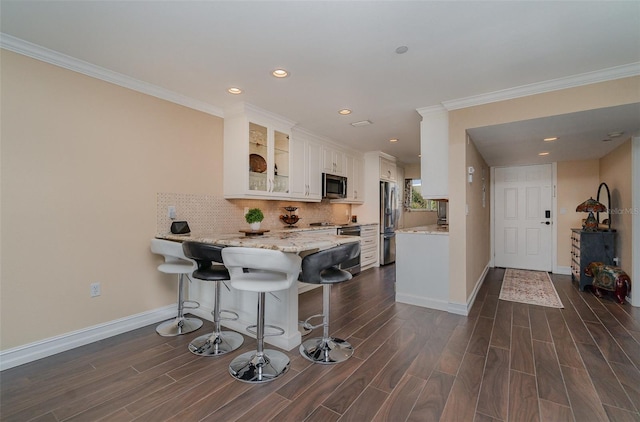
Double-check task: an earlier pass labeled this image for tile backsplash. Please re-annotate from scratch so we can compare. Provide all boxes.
[157,193,351,234]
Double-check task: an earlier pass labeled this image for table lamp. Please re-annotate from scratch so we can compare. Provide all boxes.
[576,197,606,232]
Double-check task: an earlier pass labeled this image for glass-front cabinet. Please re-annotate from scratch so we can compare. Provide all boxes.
[224,104,293,199]
[248,123,289,195]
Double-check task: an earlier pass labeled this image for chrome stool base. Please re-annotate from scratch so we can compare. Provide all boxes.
[188,331,244,356]
[300,337,353,364]
[156,317,203,337]
[229,350,290,383]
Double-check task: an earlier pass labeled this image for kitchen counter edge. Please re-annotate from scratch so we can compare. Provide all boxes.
[396,225,449,235]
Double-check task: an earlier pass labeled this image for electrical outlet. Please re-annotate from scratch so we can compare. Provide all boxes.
[168,206,177,219]
[90,282,101,297]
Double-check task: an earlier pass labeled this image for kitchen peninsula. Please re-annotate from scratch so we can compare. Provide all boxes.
[156,229,359,350]
[395,224,450,312]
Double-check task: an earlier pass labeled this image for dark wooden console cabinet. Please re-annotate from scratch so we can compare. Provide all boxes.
[570,229,616,291]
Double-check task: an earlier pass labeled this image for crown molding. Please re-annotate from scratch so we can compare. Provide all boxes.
[4,33,638,120]
[442,62,640,111]
[416,104,447,117]
[0,33,224,118]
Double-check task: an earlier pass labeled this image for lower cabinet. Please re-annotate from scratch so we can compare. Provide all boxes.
[360,224,378,269]
[570,229,616,291]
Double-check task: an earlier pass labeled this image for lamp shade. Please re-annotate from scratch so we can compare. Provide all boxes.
[575,197,606,213]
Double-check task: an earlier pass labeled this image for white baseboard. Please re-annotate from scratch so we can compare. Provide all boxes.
[0,305,176,371]
[554,266,572,275]
[396,293,449,312]
[448,262,490,316]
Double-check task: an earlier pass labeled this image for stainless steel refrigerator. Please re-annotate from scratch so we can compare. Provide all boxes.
[380,180,398,265]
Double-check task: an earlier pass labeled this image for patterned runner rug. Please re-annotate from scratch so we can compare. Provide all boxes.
[499,268,564,308]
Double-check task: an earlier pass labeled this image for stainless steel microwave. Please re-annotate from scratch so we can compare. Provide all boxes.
[322,173,347,199]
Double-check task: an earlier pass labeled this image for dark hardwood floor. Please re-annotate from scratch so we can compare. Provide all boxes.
[2,266,639,421]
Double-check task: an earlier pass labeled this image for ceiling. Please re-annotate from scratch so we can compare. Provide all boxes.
[1,1,639,165]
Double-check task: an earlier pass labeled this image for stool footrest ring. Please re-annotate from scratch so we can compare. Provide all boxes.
[219,309,239,322]
[302,314,324,331]
[246,324,285,337]
[182,300,200,310]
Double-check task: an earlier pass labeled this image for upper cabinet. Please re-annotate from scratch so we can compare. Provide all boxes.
[290,131,322,201]
[223,103,363,203]
[348,155,365,203]
[332,154,364,204]
[417,106,448,199]
[322,146,345,176]
[224,104,295,199]
[380,157,397,181]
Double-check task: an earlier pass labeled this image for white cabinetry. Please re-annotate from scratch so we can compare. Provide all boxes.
[332,154,364,204]
[360,224,379,269]
[322,146,345,176]
[290,136,322,201]
[350,156,364,203]
[417,105,448,199]
[224,104,295,199]
[380,157,396,181]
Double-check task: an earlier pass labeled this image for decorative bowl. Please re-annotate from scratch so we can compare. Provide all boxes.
[280,214,300,225]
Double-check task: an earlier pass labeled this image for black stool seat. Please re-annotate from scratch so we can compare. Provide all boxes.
[300,243,359,284]
[182,242,243,356]
[192,265,230,282]
[299,242,359,364]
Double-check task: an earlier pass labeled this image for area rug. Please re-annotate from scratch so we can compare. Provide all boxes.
[499,268,564,308]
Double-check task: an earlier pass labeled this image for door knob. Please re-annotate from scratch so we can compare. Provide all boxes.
[540,221,551,225]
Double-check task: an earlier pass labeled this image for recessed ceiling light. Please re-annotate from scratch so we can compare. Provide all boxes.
[395,46,408,54]
[272,68,289,78]
[389,138,398,143]
[338,109,352,115]
[607,131,624,138]
[538,152,550,156]
[350,120,372,127]
[543,137,557,142]
[227,87,243,94]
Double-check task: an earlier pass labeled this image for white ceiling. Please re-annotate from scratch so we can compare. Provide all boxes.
[1,1,639,165]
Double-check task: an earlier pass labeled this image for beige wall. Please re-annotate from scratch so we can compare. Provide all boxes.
[0,51,224,349]
[600,139,633,279]
[465,135,490,296]
[556,160,600,268]
[448,76,640,307]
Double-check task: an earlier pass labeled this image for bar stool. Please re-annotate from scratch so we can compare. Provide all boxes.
[298,242,360,364]
[182,242,244,356]
[221,247,301,383]
[150,238,202,336]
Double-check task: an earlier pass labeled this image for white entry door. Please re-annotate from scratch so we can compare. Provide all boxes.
[494,164,553,271]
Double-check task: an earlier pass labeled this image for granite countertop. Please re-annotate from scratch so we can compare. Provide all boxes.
[396,224,449,235]
[156,230,360,253]
[277,222,378,232]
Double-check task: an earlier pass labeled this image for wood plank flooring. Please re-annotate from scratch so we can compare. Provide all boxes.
[2,266,639,421]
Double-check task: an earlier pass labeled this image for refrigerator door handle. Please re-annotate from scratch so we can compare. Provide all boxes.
[389,186,398,229]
